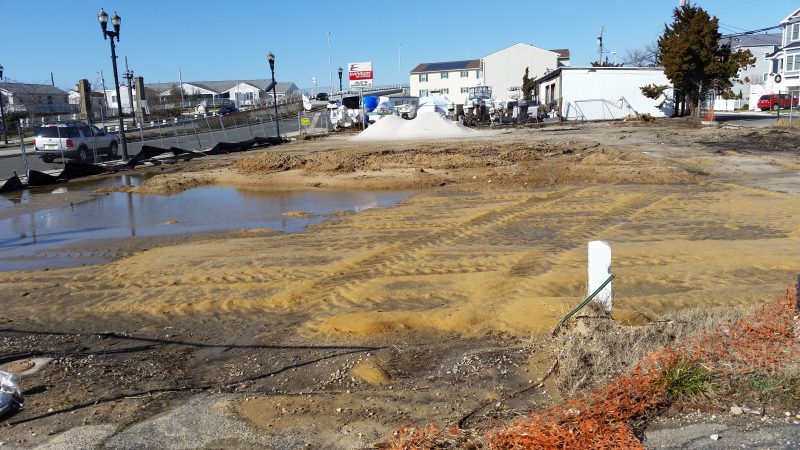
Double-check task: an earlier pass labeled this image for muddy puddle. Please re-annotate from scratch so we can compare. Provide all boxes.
[0,181,409,271]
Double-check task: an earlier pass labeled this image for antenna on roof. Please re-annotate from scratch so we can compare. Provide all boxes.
[597,26,605,63]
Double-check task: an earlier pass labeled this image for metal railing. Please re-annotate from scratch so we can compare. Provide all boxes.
[330,83,410,97]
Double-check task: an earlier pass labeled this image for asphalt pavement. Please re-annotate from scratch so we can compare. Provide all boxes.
[0,117,302,179]
[713,110,791,128]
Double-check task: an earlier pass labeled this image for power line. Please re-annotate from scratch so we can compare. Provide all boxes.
[720,25,781,47]
[718,24,782,37]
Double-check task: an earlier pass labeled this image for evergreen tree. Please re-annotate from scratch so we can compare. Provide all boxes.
[590,57,623,67]
[521,67,535,100]
[657,4,754,117]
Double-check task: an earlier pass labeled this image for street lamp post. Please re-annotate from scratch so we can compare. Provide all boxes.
[337,67,343,101]
[124,68,136,126]
[0,64,8,145]
[98,8,129,161]
[268,52,280,138]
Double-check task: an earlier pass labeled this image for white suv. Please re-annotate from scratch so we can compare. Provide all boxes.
[33,123,119,163]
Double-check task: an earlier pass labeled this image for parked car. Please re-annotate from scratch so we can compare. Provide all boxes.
[217,105,238,115]
[33,123,118,163]
[315,92,329,101]
[757,94,798,111]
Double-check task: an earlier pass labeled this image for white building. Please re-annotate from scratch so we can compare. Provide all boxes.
[766,7,800,95]
[481,44,568,101]
[101,85,136,114]
[535,67,674,121]
[410,60,482,104]
[409,43,570,105]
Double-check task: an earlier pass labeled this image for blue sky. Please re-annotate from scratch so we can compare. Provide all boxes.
[1,0,797,91]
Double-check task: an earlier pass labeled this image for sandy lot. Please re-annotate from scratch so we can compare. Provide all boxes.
[1,121,799,448]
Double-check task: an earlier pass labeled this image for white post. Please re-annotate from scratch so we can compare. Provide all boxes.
[588,241,612,313]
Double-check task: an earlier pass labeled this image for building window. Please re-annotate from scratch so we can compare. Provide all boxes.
[476,70,481,78]
[47,96,53,104]
[441,72,449,79]
[419,89,428,97]
[792,23,800,41]
[442,88,449,94]
[460,71,468,78]
[460,87,469,93]
[112,95,117,103]
[788,54,800,72]
[419,73,428,82]
[763,73,769,82]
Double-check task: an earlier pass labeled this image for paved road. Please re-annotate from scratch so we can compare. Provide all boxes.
[713,111,792,128]
[0,117,304,179]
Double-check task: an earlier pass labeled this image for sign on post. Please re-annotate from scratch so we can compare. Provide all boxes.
[348,62,374,88]
[300,117,311,127]
[588,241,613,314]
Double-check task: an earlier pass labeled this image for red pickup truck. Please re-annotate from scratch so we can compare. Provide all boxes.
[757,94,799,111]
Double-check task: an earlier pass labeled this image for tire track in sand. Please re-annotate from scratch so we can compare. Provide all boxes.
[267,187,588,312]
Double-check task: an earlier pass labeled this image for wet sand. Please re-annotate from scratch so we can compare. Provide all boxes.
[1,121,799,448]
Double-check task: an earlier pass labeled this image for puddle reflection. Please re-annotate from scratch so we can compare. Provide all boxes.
[0,187,408,271]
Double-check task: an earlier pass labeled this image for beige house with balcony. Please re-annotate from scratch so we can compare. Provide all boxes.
[409,43,570,105]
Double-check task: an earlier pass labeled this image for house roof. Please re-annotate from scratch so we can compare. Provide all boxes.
[725,33,782,49]
[533,66,667,85]
[767,41,800,58]
[410,60,481,74]
[145,80,298,95]
[782,7,800,24]
[0,82,67,96]
[550,49,571,59]
[483,42,561,59]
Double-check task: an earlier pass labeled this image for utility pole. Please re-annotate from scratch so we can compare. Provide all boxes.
[99,69,108,124]
[597,26,605,64]
[178,68,185,107]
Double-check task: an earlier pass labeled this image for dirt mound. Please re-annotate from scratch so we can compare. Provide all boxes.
[235,140,606,175]
[700,128,800,154]
[231,153,305,173]
[132,173,216,195]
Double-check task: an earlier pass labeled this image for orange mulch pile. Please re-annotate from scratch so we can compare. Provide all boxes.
[387,286,800,450]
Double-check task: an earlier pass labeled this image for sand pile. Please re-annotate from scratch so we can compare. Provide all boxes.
[353,112,476,141]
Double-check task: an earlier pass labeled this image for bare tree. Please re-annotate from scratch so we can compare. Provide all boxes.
[623,42,660,67]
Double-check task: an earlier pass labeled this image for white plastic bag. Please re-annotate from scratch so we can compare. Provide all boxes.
[0,370,23,419]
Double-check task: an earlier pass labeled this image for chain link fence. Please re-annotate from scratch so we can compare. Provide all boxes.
[0,105,332,179]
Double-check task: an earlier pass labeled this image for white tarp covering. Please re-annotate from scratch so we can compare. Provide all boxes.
[353,112,476,141]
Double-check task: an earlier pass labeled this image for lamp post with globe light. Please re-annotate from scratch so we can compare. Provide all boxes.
[268,52,280,138]
[337,67,343,101]
[97,8,128,161]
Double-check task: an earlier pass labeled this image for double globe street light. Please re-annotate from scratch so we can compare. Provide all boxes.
[337,67,343,101]
[97,8,129,161]
[124,67,136,126]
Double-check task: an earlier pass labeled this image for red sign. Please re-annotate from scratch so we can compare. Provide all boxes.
[349,70,373,81]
